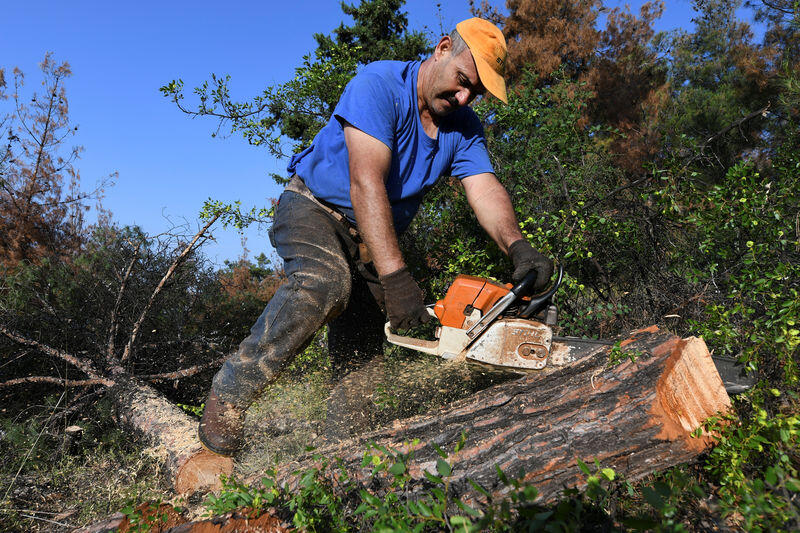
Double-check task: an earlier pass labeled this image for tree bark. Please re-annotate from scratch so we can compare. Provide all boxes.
[110,376,233,494]
[267,326,731,504]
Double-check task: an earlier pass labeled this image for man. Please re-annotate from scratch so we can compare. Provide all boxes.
[199,17,553,456]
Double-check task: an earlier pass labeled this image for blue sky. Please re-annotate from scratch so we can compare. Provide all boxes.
[2,0,760,266]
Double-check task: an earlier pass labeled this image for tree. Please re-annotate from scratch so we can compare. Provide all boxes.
[0,214,253,493]
[659,0,776,176]
[0,54,110,268]
[495,1,671,172]
[502,0,602,83]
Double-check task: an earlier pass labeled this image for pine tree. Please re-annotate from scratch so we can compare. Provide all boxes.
[0,55,108,267]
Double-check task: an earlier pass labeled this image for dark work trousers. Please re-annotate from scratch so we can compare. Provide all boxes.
[212,189,386,409]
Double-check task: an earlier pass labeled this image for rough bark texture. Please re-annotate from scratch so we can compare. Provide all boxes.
[266,326,730,504]
[111,377,233,494]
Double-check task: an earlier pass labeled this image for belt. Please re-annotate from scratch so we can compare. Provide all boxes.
[285,175,371,264]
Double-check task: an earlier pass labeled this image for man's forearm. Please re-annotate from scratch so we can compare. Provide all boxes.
[350,175,405,276]
[466,177,524,254]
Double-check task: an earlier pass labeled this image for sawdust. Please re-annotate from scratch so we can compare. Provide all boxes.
[235,344,519,478]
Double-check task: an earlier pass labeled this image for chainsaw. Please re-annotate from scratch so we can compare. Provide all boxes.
[385,265,590,372]
[385,266,758,392]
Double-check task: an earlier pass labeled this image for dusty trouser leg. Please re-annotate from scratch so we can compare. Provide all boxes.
[325,271,389,440]
[211,191,353,409]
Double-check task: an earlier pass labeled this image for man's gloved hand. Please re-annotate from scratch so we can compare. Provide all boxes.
[508,240,554,292]
[380,266,431,330]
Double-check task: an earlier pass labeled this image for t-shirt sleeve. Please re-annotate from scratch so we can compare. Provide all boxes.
[333,71,397,150]
[450,110,495,178]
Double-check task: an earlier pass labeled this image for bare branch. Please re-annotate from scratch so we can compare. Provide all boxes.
[107,244,141,361]
[0,376,112,388]
[138,355,227,382]
[581,175,653,212]
[0,324,107,380]
[697,103,771,160]
[121,214,220,362]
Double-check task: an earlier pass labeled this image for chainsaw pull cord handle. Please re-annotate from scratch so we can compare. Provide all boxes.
[518,263,564,318]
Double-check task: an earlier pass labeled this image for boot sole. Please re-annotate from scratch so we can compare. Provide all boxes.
[198,427,240,457]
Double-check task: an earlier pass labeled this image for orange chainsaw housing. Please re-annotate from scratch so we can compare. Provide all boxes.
[433,275,514,329]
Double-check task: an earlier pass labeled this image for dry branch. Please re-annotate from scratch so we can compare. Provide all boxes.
[122,213,220,362]
[0,324,106,380]
[0,376,112,388]
[107,243,141,360]
[139,355,228,382]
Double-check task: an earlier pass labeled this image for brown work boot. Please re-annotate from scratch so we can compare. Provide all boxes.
[198,390,245,457]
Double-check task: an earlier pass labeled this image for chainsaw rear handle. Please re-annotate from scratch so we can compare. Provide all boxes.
[511,269,540,298]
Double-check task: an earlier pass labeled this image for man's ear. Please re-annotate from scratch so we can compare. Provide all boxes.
[435,35,452,58]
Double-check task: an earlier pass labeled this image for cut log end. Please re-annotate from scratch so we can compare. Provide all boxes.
[174,447,234,494]
[650,336,732,451]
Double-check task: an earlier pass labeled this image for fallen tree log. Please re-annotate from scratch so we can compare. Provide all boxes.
[111,376,233,494]
[266,326,731,504]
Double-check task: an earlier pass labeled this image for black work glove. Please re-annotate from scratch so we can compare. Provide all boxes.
[508,240,554,292]
[380,266,431,330]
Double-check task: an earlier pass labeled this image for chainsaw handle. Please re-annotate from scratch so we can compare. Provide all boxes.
[511,269,540,298]
[384,308,441,356]
[519,263,564,318]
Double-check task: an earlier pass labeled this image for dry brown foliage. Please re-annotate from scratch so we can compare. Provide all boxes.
[0,54,111,269]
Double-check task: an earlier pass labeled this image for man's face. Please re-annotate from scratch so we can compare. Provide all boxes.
[425,43,486,117]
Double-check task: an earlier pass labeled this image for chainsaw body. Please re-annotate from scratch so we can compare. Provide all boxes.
[385,268,573,372]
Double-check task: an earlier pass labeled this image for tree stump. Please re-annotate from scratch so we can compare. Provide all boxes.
[267,326,731,503]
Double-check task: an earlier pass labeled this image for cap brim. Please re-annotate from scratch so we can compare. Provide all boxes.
[472,54,507,104]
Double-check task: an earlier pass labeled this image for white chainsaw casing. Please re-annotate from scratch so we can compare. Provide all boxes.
[385,311,554,371]
[466,318,552,370]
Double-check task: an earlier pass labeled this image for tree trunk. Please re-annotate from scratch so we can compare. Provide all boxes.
[266,326,731,504]
[110,376,232,494]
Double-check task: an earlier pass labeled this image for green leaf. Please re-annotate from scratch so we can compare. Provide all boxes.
[436,458,452,477]
[642,486,665,511]
[433,444,448,459]
[577,458,591,476]
[424,471,444,485]
[456,500,481,517]
[601,468,616,481]
[449,515,472,527]
[389,462,406,476]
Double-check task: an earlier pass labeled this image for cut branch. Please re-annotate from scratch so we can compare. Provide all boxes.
[107,244,141,361]
[0,324,105,380]
[0,376,112,388]
[122,214,220,362]
[138,355,227,382]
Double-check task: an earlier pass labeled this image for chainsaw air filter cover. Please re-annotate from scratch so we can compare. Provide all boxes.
[433,275,515,329]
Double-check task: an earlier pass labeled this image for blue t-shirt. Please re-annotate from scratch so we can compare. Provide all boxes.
[287,60,494,233]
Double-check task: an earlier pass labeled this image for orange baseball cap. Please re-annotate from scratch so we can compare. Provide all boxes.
[456,18,508,103]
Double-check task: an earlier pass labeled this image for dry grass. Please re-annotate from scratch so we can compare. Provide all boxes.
[0,399,168,531]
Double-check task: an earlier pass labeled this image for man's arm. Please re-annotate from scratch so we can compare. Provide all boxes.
[462,172,554,288]
[343,122,430,329]
[343,124,404,276]
[461,172,524,253]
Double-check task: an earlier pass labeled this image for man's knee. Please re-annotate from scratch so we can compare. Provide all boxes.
[289,262,352,319]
